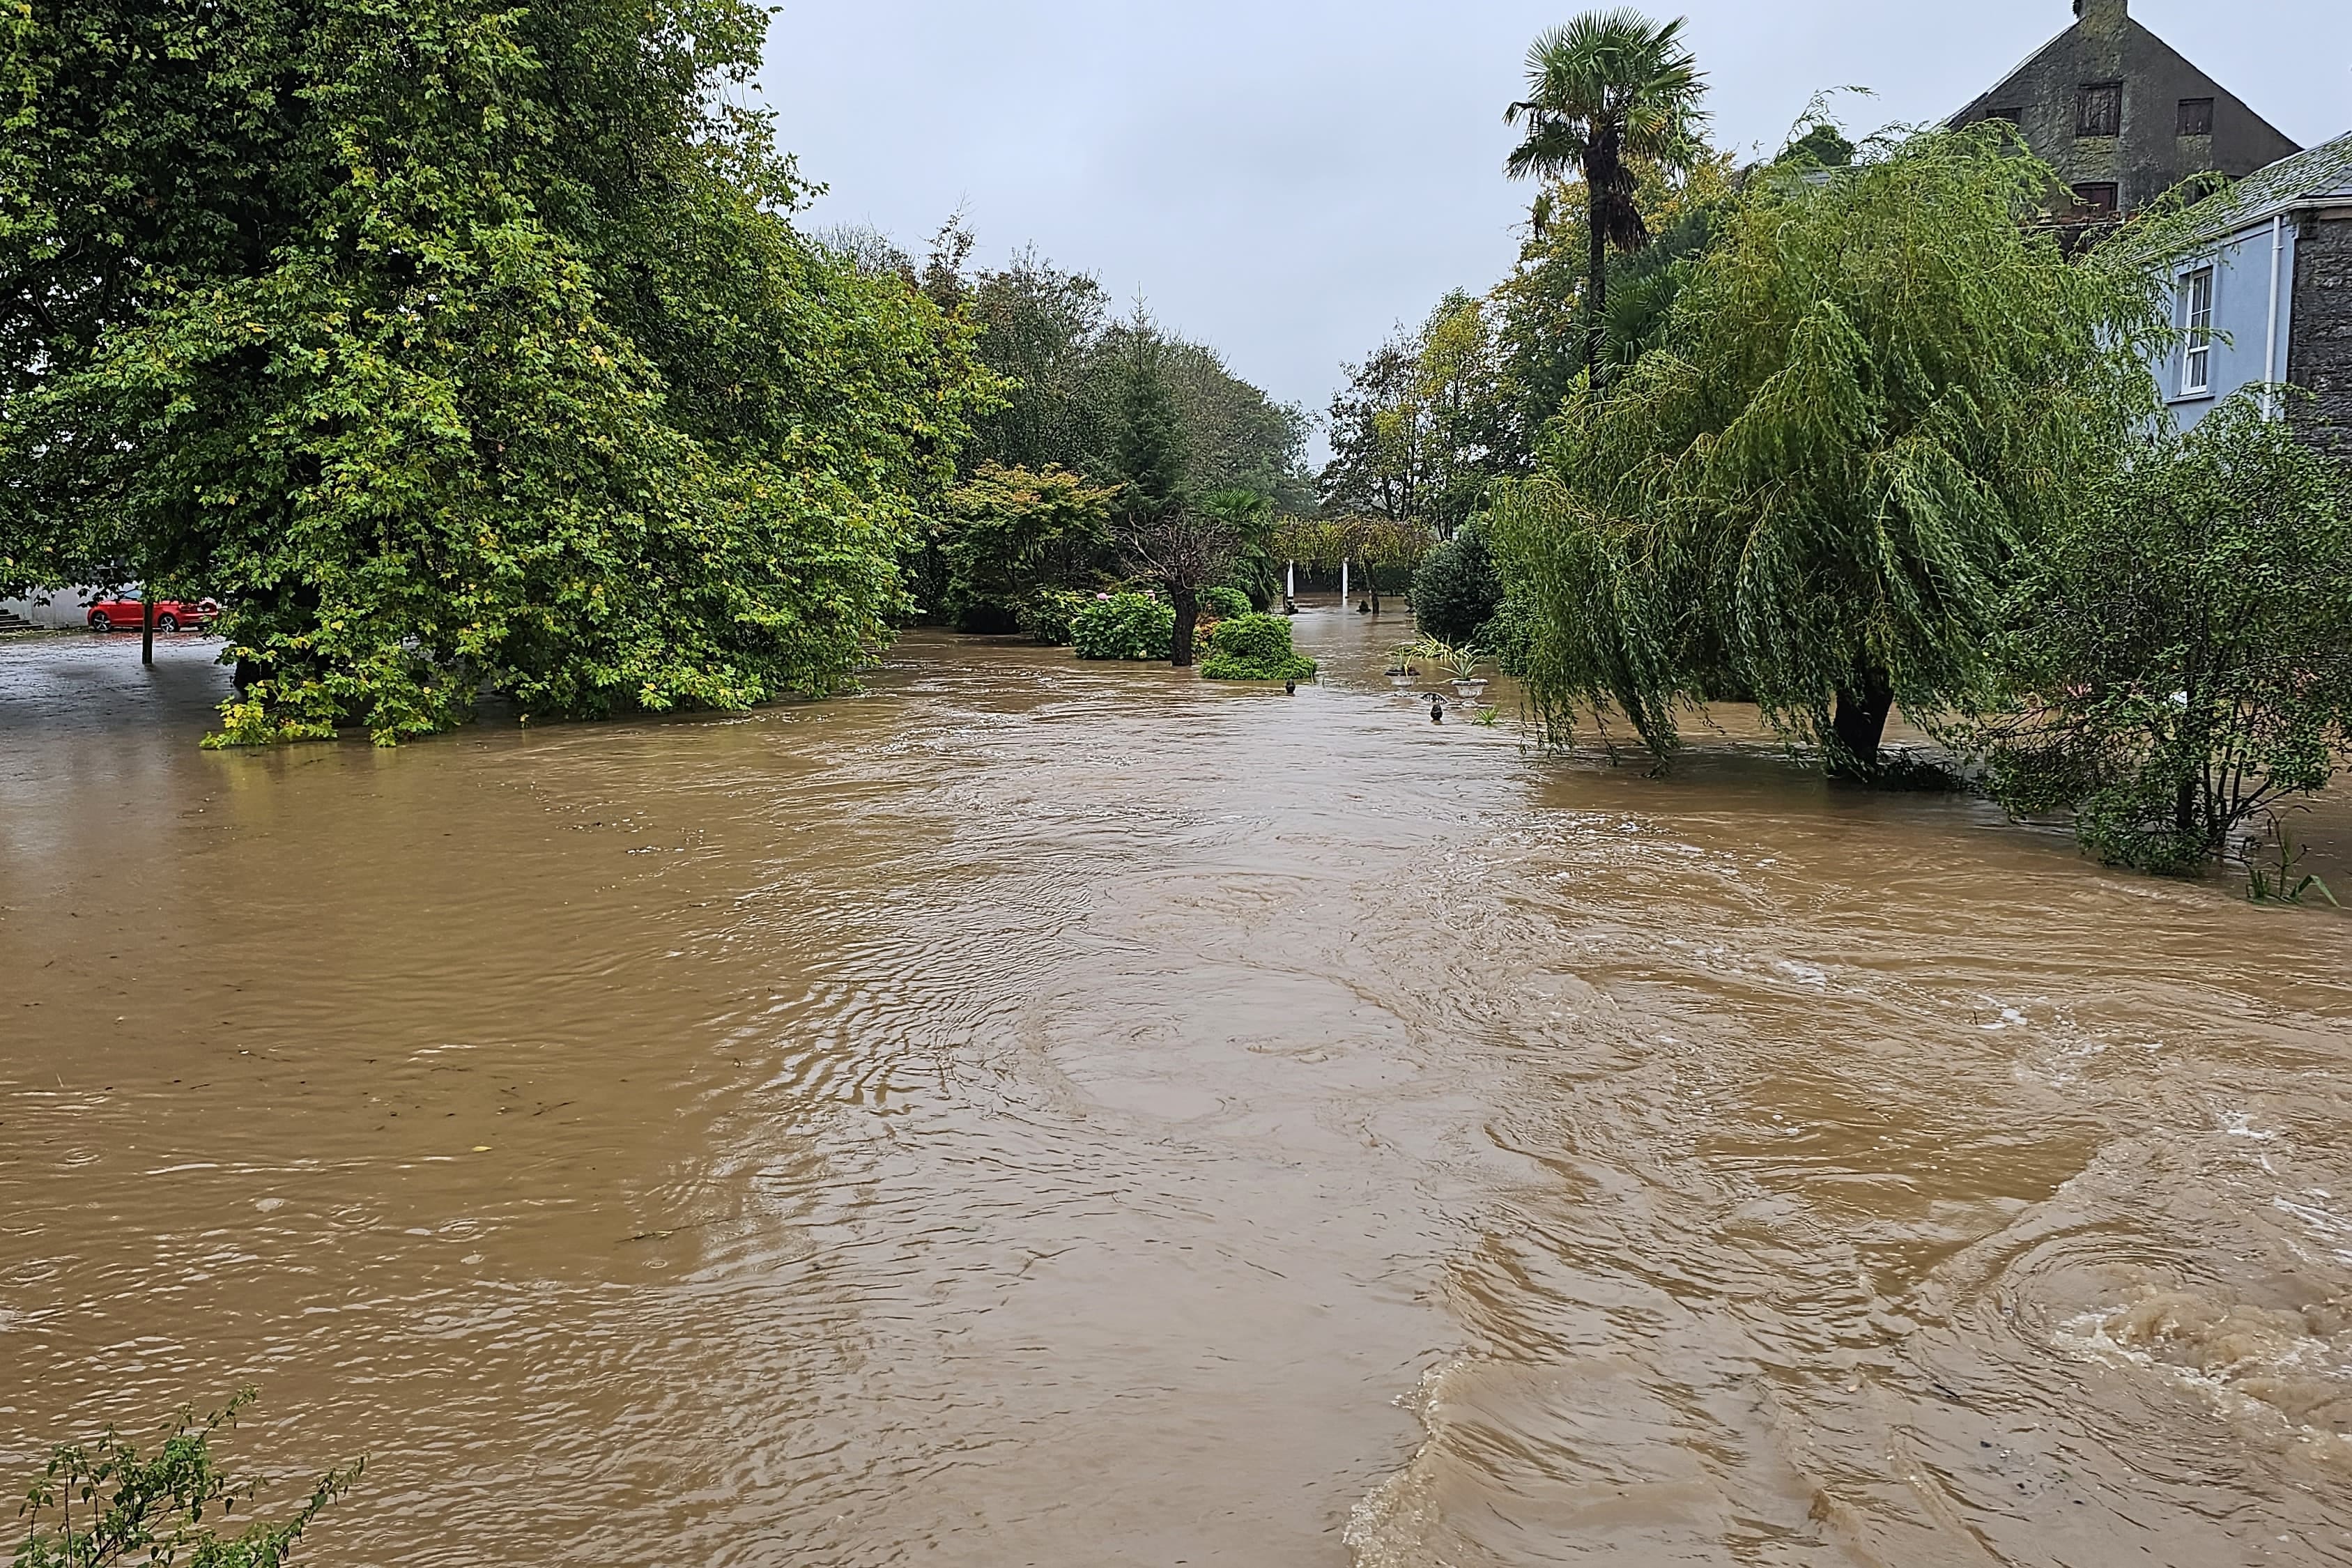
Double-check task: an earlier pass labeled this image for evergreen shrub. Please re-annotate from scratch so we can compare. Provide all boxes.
[1410,526,1504,647]
[1201,613,1317,682]
[1072,593,1174,661]
[1200,585,1253,622]
[1018,587,1093,646]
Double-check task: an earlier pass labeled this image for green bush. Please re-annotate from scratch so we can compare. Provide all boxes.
[1974,394,2352,873]
[1071,592,1174,661]
[14,1389,362,1568]
[1410,525,1503,647]
[1201,613,1317,682]
[1199,585,1252,622]
[1017,587,1093,646]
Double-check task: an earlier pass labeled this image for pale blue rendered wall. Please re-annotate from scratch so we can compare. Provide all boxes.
[2163,219,2296,431]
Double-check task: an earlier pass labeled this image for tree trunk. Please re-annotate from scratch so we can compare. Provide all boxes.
[1829,668,1894,780]
[141,592,153,667]
[1170,586,1199,668]
[1586,185,1609,392]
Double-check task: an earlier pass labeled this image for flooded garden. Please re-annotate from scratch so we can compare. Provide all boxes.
[5,609,2351,1566]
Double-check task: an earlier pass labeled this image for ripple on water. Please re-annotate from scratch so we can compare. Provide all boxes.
[6,629,2352,1567]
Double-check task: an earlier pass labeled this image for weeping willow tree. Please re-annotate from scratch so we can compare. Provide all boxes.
[1490,127,2174,777]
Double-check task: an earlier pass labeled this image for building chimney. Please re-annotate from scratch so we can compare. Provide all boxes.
[2073,0,2128,31]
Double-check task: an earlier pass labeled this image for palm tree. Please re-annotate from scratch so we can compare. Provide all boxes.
[1504,10,1708,390]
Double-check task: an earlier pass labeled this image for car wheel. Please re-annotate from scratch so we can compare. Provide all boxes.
[156,614,178,632]
[90,613,112,632]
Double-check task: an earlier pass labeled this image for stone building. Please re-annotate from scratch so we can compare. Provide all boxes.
[1949,0,2300,220]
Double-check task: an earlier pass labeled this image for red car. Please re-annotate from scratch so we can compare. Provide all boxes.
[86,596,220,633]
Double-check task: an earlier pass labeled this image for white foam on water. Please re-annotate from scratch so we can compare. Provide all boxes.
[2057,1292,2352,1447]
[1344,1360,1463,1568]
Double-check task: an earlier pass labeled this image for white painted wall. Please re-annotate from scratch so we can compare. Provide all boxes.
[1,587,100,630]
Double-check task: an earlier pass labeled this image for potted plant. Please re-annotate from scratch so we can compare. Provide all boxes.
[1446,643,1487,702]
[1385,640,1421,686]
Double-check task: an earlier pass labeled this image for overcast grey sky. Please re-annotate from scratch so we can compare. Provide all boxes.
[760,1,2351,438]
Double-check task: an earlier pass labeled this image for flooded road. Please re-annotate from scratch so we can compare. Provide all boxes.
[4,613,2351,1567]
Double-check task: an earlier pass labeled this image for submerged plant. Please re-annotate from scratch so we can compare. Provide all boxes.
[1017,587,1095,647]
[1201,613,1317,682]
[1070,592,1175,661]
[2245,815,2339,908]
[14,1390,361,1568]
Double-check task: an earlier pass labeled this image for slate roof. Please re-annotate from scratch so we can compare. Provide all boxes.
[2190,130,2352,236]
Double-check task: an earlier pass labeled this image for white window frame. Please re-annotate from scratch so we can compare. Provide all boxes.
[2181,265,2215,396]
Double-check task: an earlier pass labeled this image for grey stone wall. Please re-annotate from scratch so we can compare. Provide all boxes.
[2289,212,2352,453]
[1953,1,2300,216]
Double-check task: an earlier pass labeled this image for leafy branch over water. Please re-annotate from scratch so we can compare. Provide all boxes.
[13,1391,360,1568]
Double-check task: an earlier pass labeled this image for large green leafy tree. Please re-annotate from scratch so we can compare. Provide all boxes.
[1154,336,1310,514]
[1410,524,1505,648]
[961,246,1116,477]
[1974,394,2352,873]
[1,0,990,744]
[1502,8,1709,391]
[917,235,1309,509]
[880,236,1308,626]
[1321,291,1516,536]
[1491,129,2172,777]
[935,462,1116,633]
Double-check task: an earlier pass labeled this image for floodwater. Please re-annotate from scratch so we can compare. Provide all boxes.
[4,612,2351,1568]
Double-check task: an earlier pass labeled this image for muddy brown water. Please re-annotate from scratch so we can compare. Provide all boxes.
[4,611,2352,1567]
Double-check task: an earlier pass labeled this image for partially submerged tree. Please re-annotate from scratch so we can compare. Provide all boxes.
[1102,321,1229,664]
[1502,8,1709,390]
[1410,523,1505,647]
[1123,509,1238,668]
[935,464,1116,633]
[1,0,993,744]
[1971,394,2352,872]
[1491,128,2172,777]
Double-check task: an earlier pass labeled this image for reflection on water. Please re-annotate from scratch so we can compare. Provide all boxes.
[3,615,2350,1567]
